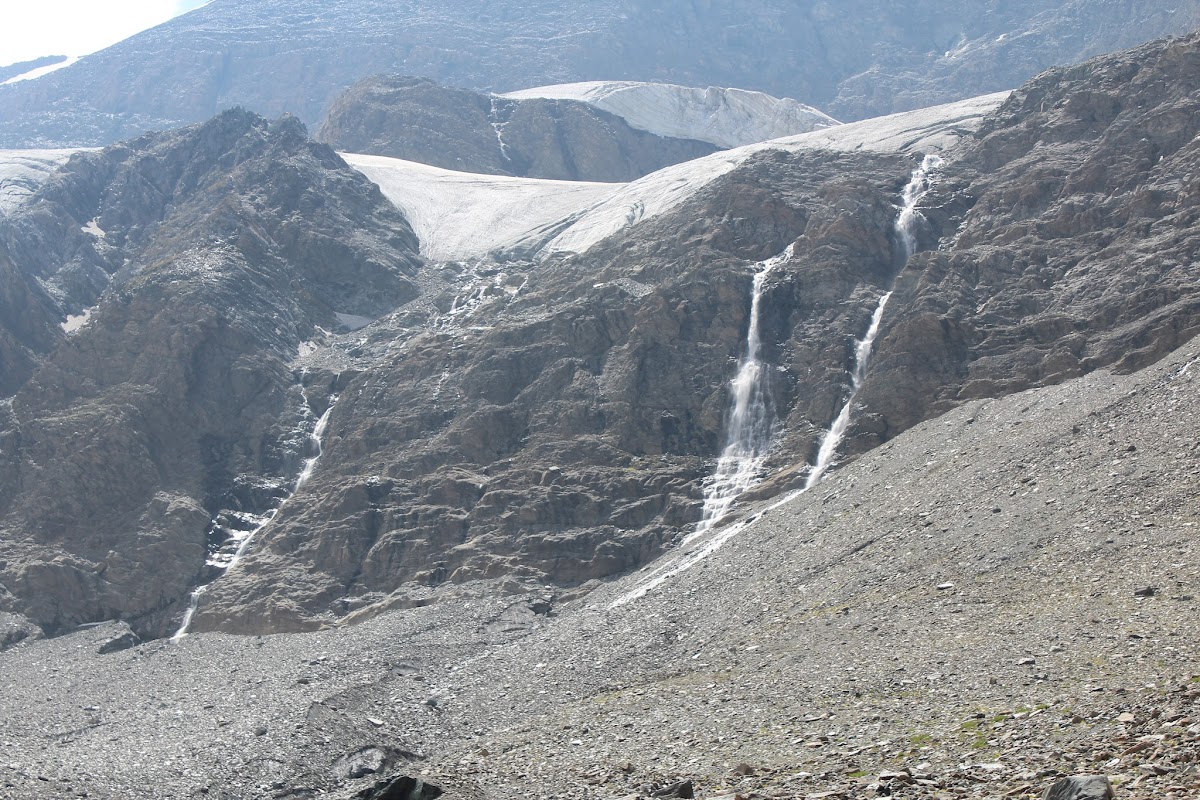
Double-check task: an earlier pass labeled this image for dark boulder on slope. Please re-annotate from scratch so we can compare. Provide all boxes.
[0,109,422,637]
[316,75,718,181]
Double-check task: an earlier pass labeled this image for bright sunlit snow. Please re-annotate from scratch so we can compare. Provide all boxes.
[2,57,81,85]
[539,92,1011,257]
[341,154,616,262]
[345,92,1009,266]
[503,81,840,149]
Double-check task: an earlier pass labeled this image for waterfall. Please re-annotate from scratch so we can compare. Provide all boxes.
[489,98,511,162]
[171,391,337,642]
[895,154,943,262]
[805,153,943,487]
[612,155,945,607]
[687,245,792,541]
[294,401,336,492]
[804,292,891,488]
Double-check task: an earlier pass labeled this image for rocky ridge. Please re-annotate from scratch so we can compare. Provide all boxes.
[316,75,720,182]
[0,110,423,637]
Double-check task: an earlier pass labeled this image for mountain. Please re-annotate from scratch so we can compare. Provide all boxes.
[0,22,1199,800]
[3,25,1197,643]
[315,75,721,182]
[0,110,422,636]
[2,0,1200,147]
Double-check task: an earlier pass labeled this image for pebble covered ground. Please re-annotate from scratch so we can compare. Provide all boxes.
[1,339,1196,799]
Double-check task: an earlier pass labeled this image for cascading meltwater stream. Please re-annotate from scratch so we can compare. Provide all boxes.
[170,390,338,642]
[689,244,793,541]
[805,153,943,488]
[611,154,944,606]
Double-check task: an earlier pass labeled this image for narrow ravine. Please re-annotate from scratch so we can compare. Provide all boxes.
[171,388,338,641]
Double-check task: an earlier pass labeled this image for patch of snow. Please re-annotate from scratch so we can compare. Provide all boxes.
[767,91,1010,154]
[81,218,105,238]
[61,307,95,334]
[539,91,1010,257]
[1,56,80,85]
[350,92,1008,264]
[502,80,840,149]
[0,149,79,214]
[342,153,616,262]
[335,312,374,331]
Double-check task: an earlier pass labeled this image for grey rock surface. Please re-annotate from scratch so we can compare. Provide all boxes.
[1043,775,1117,800]
[316,75,718,182]
[0,109,422,638]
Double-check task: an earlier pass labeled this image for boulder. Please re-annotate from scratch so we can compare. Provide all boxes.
[1042,775,1116,800]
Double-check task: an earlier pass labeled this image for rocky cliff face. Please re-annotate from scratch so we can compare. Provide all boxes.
[194,33,1200,634]
[850,33,1200,459]
[2,32,1199,643]
[316,76,718,182]
[0,110,422,637]
[2,0,1200,147]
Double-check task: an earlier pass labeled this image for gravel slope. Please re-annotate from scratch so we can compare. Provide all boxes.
[2,332,1195,800]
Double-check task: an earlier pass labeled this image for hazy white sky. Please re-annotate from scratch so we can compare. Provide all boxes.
[0,0,208,66]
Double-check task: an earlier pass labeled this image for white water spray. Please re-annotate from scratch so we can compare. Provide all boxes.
[805,154,943,488]
[804,292,891,488]
[295,401,336,492]
[171,391,338,642]
[688,245,793,541]
[895,154,943,262]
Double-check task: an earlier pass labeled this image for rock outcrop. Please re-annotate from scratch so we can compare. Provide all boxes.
[2,0,1200,147]
[198,33,1200,632]
[0,109,421,637]
[316,76,718,182]
[2,31,1200,642]
[851,32,1200,457]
